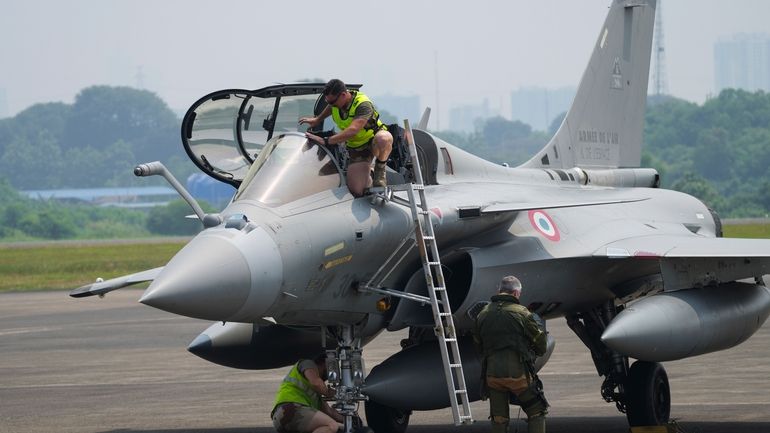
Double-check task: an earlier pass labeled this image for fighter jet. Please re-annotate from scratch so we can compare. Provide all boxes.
[72,0,770,431]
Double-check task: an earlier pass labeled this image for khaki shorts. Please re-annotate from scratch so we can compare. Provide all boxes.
[347,141,374,164]
[347,127,389,164]
[271,403,317,433]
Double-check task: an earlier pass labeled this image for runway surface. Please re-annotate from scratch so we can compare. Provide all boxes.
[2,289,770,433]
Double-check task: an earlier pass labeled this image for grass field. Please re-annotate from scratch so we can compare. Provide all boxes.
[0,223,768,293]
[722,223,770,239]
[0,241,185,292]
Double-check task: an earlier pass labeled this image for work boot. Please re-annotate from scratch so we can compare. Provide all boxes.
[373,160,387,187]
[527,414,546,433]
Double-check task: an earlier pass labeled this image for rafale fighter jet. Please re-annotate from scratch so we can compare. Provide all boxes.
[72,0,770,431]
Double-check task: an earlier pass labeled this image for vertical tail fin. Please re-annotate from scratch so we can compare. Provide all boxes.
[521,0,656,169]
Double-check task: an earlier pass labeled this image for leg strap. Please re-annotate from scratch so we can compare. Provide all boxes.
[517,388,549,419]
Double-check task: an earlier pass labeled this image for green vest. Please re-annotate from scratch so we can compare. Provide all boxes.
[331,91,384,148]
[273,361,321,411]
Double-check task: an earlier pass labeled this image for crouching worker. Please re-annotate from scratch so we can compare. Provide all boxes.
[272,353,344,433]
[300,78,393,197]
[473,276,549,433]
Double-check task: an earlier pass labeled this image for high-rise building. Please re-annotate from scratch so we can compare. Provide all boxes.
[714,33,770,93]
[510,86,576,132]
[371,94,420,125]
[449,99,492,133]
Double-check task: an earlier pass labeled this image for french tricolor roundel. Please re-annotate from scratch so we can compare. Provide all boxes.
[528,210,560,242]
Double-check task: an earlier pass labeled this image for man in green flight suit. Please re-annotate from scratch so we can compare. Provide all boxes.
[300,78,393,197]
[271,353,344,433]
[473,276,549,433]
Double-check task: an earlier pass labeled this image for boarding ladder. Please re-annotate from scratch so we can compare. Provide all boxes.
[363,119,473,426]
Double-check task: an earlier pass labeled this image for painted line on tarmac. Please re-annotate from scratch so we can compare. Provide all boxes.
[0,318,183,337]
[0,326,63,336]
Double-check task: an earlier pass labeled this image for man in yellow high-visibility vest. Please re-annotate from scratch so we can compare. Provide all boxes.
[301,79,393,197]
[271,353,344,433]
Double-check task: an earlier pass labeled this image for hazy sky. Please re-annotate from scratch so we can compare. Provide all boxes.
[2,0,769,129]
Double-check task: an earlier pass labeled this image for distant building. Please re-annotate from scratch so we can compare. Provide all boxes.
[449,99,492,133]
[186,173,236,208]
[510,86,575,132]
[0,88,8,119]
[372,94,420,124]
[714,33,770,93]
[21,186,179,208]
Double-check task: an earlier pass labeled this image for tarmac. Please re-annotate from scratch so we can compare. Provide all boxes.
[2,289,770,433]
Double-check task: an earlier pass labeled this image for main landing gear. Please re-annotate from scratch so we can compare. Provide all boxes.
[566,301,671,427]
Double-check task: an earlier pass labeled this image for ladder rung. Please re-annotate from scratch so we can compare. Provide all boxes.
[413,184,425,190]
[423,235,434,240]
[439,313,452,318]
[459,416,473,421]
[427,261,440,266]
[418,210,429,215]
[455,389,467,394]
[444,337,456,342]
[449,363,462,368]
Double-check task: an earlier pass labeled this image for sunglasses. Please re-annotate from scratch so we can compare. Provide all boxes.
[326,93,341,105]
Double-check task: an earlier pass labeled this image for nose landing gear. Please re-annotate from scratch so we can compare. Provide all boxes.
[325,325,373,433]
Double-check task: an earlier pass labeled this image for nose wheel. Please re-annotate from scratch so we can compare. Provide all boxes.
[364,399,410,433]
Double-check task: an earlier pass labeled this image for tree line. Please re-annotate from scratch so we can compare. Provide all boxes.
[0,86,768,240]
[437,88,770,218]
[0,85,192,190]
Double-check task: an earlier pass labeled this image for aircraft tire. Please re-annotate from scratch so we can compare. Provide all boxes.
[364,400,410,433]
[625,361,671,427]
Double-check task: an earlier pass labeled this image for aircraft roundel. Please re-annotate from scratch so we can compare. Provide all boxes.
[528,210,560,241]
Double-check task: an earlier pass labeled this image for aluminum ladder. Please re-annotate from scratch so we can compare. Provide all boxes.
[365,119,474,426]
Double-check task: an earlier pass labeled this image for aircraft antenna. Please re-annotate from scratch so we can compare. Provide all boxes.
[651,0,668,96]
[434,51,441,130]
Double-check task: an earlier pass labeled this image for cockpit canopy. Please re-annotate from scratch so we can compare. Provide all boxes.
[234,133,342,207]
[181,83,361,187]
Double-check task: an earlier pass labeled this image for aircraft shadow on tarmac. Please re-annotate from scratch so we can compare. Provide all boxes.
[97,418,770,433]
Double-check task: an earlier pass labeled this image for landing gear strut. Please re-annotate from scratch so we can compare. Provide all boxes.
[567,301,671,427]
[325,325,370,433]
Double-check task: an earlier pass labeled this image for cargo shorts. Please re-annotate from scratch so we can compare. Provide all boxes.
[271,402,317,433]
[347,141,374,164]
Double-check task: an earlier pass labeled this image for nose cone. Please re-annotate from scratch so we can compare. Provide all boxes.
[140,227,282,321]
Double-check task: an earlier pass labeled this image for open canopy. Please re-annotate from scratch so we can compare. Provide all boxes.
[181,83,360,187]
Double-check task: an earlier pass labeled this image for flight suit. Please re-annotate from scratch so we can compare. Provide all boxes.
[473,294,548,433]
